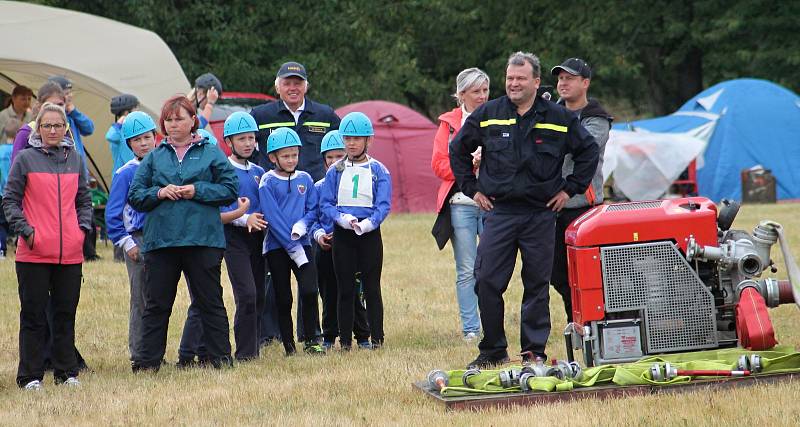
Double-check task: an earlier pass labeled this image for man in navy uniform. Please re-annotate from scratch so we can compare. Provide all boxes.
[450,51,599,369]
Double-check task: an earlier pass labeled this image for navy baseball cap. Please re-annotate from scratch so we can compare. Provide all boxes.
[277,62,307,80]
[551,58,592,79]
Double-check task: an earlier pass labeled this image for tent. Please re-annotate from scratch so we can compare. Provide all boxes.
[0,1,190,191]
[611,79,800,202]
[336,101,438,213]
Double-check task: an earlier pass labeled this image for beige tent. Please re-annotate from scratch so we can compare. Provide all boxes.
[0,0,190,190]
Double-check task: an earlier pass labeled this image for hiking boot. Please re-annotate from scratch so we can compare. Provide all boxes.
[304,342,326,355]
[23,380,43,391]
[466,352,510,369]
[357,341,372,350]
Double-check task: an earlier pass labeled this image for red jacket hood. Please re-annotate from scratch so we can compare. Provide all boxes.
[437,107,463,130]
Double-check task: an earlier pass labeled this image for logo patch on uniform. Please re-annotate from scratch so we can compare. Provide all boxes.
[297,184,306,194]
[535,138,543,144]
[254,175,261,184]
[307,126,325,133]
[501,132,510,138]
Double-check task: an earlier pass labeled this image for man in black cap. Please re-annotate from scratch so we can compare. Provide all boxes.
[250,62,341,181]
[549,58,612,322]
[250,62,340,345]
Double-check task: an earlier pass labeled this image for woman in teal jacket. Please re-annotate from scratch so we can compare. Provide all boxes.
[128,95,238,371]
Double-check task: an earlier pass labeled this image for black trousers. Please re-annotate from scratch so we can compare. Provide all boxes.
[224,226,266,360]
[332,226,384,347]
[475,208,556,358]
[316,245,369,343]
[551,206,592,323]
[134,246,231,369]
[265,246,320,352]
[16,262,82,386]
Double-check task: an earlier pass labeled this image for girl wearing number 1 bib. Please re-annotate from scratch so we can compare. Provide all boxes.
[320,112,392,350]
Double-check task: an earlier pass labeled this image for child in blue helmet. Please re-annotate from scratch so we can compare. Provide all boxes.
[320,112,392,350]
[258,127,324,355]
[312,130,371,350]
[217,112,269,361]
[105,111,158,362]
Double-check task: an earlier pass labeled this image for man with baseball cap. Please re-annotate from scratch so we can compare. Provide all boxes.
[250,61,340,345]
[549,58,612,322]
[250,61,340,181]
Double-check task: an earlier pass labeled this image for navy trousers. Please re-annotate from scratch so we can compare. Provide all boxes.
[475,207,556,358]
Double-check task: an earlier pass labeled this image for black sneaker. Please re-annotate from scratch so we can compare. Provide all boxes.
[466,352,510,369]
[176,356,197,369]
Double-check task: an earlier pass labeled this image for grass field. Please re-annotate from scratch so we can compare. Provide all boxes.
[1,203,799,426]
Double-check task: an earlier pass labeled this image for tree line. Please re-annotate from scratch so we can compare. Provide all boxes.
[37,0,800,121]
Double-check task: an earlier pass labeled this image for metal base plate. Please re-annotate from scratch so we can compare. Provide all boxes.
[412,372,800,411]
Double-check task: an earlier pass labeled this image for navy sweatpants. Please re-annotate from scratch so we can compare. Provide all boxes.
[475,207,556,358]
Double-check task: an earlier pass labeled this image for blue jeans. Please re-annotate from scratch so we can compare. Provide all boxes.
[450,203,483,335]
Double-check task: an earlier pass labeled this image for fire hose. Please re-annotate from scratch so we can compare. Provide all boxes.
[649,362,750,381]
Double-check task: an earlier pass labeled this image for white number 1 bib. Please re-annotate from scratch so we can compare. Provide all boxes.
[338,163,374,207]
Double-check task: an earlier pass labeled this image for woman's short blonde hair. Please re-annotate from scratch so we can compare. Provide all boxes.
[453,67,490,106]
[34,102,68,135]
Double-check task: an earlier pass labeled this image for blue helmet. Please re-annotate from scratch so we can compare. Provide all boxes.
[197,128,218,146]
[267,127,301,153]
[339,112,373,137]
[320,130,345,154]
[223,112,258,138]
[122,111,156,143]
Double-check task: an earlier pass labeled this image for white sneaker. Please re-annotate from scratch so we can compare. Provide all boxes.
[463,332,479,342]
[24,380,43,391]
[62,377,81,387]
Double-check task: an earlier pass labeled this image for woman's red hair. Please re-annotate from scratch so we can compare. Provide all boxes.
[158,94,199,135]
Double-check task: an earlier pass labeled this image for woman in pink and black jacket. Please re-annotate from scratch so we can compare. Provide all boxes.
[430,68,490,341]
[3,102,92,390]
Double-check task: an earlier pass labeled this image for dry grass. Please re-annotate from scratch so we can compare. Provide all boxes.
[1,203,799,426]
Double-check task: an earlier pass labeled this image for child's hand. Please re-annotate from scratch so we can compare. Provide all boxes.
[247,212,267,232]
[237,197,250,213]
[126,245,140,262]
[317,233,332,251]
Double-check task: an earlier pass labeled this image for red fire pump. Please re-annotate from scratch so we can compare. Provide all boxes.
[563,197,800,366]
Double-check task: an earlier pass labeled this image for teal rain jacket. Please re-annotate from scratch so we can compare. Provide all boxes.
[128,135,238,252]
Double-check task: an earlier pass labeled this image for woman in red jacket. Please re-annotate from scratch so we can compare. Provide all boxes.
[430,68,489,341]
[3,102,92,390]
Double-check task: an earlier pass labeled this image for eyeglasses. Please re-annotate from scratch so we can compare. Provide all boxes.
[40,123,66,131]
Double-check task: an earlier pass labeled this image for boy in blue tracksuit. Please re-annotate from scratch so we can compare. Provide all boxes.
[258,127,324,356]
[105,111,158,361]
[320,112,392,349]
[218,112,269,361]
[312,130,371,350]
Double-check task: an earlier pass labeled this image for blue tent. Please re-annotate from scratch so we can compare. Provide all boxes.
[613,79,800,202]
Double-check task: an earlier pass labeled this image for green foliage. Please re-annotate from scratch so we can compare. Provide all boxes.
[32,0,800,119]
